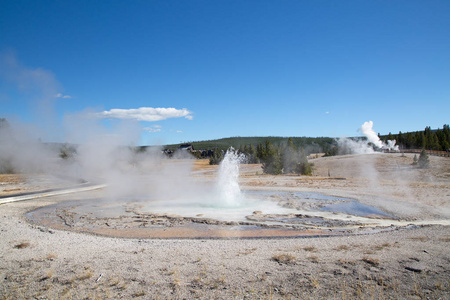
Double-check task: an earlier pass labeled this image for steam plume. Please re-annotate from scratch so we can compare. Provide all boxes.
[360,121,398,151]
[337,121,399,155]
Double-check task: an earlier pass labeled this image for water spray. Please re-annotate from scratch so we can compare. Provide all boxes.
[216,148,246,207]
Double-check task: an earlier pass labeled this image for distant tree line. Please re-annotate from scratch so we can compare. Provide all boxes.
[165,136,335,153]
[210,138,313,175]
[323,124,450,156]
[381,124,450,151]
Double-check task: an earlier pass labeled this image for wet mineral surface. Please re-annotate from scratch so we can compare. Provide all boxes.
[26,191,397,239]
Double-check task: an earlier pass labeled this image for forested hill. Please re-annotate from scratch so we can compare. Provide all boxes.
[163,124,450,153]
[163,136,335,152]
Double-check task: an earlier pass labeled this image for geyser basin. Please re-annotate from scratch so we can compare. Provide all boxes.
[26,190,396,239]
[24,150,401,238]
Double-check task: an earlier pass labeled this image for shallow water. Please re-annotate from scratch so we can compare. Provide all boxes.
[320,201,393,218]
[25,189,398,238]
[27,190,393,224]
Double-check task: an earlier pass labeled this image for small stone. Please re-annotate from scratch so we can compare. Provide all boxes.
[405,265,424,273]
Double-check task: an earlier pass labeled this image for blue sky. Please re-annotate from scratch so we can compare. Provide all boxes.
[1,1,449,145]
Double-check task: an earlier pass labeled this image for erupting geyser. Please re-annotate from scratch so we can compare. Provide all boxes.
[216,148,245,207]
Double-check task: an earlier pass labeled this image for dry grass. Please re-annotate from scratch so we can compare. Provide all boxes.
[131,290,146,297]
[308,255,319,263]
[170,266,181,287]
[337,258,356,265]
[237,248,257,256]
[362,256,380,267]
[364,249,376,255]
[108,276,121,287]
[77,267,94,281]
[46,253,57,260]
[77,271,94,281]
[303,246,318,252]
[13,241,31,249]
[0,174,25,184]
[334,244,349,251]
[374,242,390,251]
[409,236,429,242]
[439,235,450,242]
[272,253,296,264]
[309,276,320,289]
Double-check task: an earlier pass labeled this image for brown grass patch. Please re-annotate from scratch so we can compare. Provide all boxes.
[77,270,94,280]
[309,276,320,288]
[409,236,429,242]
[308,255,319,263]
[132,290,146,297]
[334,244,349,251]
[46,253,57,260]
[3,188,22,193]
[14,241,31,249]
[338,258,356,265]
[303,246,318,252]
[374,243,390,251]
[237,248,257,256]
[362,256,380,266]
[439,235,450,242]
[192,159,216,171]
[272,253,296,264]
[0,174,25,184]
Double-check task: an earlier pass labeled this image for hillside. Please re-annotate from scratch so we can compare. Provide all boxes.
[163,136,335,152]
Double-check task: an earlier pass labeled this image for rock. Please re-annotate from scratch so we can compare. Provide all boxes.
[404,265,424,273]
[404,261,426,273]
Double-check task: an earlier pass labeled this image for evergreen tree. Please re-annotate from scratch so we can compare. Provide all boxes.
[404,132,413,149]
[256,143,265,161]
[387,132,394,142]
[429,133,440,150]
[437,124,450,151]
[418,149,430,169]
[209,148,224,165]
[282,138,298,174]
[417,132,426,149]
[279,138,314,175]
[247,144,258,164]
[295,150,313,175]
[238,145,244,155]
[324,145,338,156]
[444,125,450,151]
[442,140,450,152]
[261,141,282,175]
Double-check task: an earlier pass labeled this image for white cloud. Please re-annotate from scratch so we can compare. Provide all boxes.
[176,130,183,133]
[143,125,162,133]
[325,111,330,114]
[98,107,193,122]
[55,93,72,99]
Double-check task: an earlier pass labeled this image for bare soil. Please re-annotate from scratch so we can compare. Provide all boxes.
[0,153,449,299]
